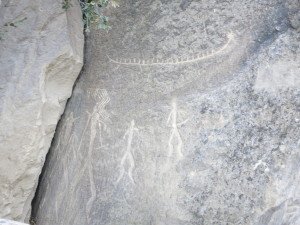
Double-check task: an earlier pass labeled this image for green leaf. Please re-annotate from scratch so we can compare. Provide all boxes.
[14,17,27,24]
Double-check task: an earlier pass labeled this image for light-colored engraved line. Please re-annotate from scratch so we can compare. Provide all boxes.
[61,115,79,194]
[116,120,138,184]
[90,89,110,146]
[107,32,235,66]
[76,115,92,156]
[253,160,267,170]
[59,112,80,182]
[49,113,79,222]
[85,114,98,222]
[86,89,110,218]
[55,201,58,222]
[167,98,185,159]
[160,98,189,177]
[68,132,78,161]
[121,192,131,208]
[40,183,48,209]
[66,89,110,223]
[65,113,92,224]
[62,112,79,142]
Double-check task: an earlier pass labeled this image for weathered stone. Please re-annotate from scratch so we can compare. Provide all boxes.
[0,219,29,225]
[32,0,300,224]
[0,0,83,222]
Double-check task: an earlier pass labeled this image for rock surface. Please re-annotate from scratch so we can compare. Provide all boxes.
[32,0,300,224]
[0,0,83,222]
[0,219,28,225]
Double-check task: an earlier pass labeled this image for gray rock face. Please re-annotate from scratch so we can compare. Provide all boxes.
[0,0,83,222]
[32,0,300,224]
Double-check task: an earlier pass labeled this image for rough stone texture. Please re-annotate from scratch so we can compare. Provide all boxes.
[32,0,300,224]
[0,219,28,225]
[0,0,83,222]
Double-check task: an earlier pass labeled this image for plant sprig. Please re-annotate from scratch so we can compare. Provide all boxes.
[0,17,27,41]
[4,17,27,28]
[63,0,119,32]
[62,0,73,9]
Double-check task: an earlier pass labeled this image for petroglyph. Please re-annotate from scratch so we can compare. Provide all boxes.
[253,159,269,171]
[86,89,110,221]
[55,201,59,223]
[62,112,79,142]
[161,98,189,176]
[51,112,79,191]
[107,31,235,66]
[61,113,80,161]
[85,115,98,222]
[87,88,110,146]
[167,98,188,160]
[62,89,110,224]
[116,120,138,184]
